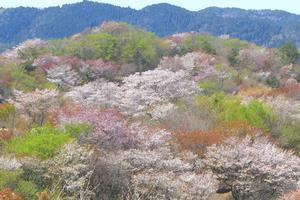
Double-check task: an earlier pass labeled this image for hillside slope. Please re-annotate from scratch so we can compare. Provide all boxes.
[0,22,300,200]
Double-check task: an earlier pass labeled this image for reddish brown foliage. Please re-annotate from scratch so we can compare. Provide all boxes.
[266,83,300,98]
[0,71,12,86]
[173,121,262,156]
[0,128,12,141]
[0,188,23,200]
[238,85,271,98]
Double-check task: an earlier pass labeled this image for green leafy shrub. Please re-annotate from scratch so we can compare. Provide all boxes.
[6,123,90,159]
[0,169,20,188]
[200,40,216,54]
[279,42,299,64]
[15,180,38,199]
[49,25,167,71]
[227,48,239,66]
[64,123,92,138]
[220,38,250,49]
[6,125,70,159]
[196,93,275,131]
[166,93,275,132]
[0,63,55,92]
[198,71,238,95]
[266,76,280,88]
[198,79,219,94]
[182,35,216,55]
[18,47,48,72]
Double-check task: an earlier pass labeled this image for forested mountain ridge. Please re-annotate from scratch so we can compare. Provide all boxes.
[1,1,300,49]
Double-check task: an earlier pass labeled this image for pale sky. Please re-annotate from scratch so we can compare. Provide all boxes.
[0,0,300,14]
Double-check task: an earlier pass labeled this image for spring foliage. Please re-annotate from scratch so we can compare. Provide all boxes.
[6,124,90,159]
[196,93,275,130]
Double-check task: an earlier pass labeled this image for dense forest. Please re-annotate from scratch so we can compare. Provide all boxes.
[0,21,300,199]
[1,1,300,50]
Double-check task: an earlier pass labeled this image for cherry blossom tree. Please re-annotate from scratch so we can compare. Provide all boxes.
[158,51,217,81]
[65,68,200,118]
[45,142,95,199]
[131,171,217,199]
[51,103,137,149]
[53,102,217,199]
[33,55,83,87]
[117,69,199,117]
[264,95,300,124]
[92,142,217,199]
[33,55,120,87]
[205,136,300,200]
[158,55,184,71]
[46,64,82,87]
[12,89,59,125]
[50,101,217,199]
[85,59,120,80]
[238,48,278,71]
[64,80,118,108]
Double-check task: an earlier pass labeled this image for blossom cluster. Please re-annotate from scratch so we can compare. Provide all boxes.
[205,136,300,199]
[12,89,58,117]
[93,141,217,199]
[33,54,120,87]
[264,95,300,123]
[65,68,200,118]
[158,51,217,81]
[45,142,95,199]
[0,156,22,170]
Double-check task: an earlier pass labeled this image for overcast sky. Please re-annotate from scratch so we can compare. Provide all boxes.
[1,0,300,14]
